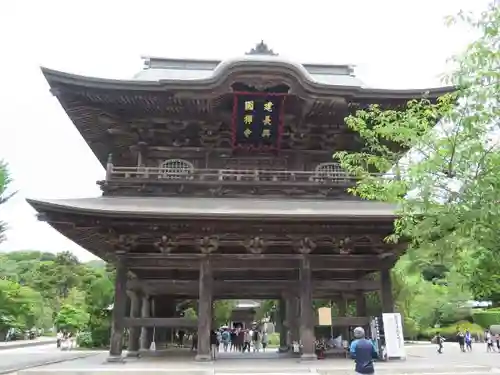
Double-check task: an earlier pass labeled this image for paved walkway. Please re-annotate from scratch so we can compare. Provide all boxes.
[18,343,500,374]
[0,343,98,375]
[0,337,56,350]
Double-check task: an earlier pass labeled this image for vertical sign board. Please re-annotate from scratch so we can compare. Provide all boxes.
[370,316,382,359]
[317,307,332,326]
[382,313,406,359]
[232,93,286,150]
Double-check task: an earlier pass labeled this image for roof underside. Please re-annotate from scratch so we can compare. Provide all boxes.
[27,197,397,220]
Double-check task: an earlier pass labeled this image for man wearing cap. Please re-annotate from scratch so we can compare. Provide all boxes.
[349,327,378,374]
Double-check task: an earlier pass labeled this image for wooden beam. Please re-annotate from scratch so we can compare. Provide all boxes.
[126,254,391,271]
[329,316,370,327]
[127,279,380,292]
[123,317,197,328]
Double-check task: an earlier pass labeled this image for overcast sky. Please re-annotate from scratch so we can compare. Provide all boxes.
[0,0,489,261]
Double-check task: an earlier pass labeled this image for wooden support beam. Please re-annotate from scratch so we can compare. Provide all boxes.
[123,317,197,328]
[330,316,370,327]
[126,254,391,271]
[127,279,380,292]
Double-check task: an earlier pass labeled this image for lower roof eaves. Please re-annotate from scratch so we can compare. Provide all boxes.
[26,196,397,221]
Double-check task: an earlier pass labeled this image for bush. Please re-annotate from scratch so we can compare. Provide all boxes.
[473,311,500,329]
[76,331,93,348]
[420,320,483,341]
[267,332,280,346]
[403,317,420,340]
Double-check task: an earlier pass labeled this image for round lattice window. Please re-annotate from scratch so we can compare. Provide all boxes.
[159,159,194,179]
[314,162,348,182]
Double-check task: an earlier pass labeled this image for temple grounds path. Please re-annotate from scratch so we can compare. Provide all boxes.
[13,343,500,375]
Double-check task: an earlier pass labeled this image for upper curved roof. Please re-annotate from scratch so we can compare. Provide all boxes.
[41,42,454,99]
[133,54,366,88]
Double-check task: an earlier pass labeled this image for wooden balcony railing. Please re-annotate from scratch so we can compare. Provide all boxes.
[106,166,383,185]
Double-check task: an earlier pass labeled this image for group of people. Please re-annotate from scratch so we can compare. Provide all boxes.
[56,331,76,350]
[433,328,500,354]
[455,329,473,352]
[484,329,500,352]
[205,327,268,358]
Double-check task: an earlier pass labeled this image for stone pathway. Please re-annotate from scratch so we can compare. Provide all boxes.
[0,337,56,350]
[0,343,98,375]
[16,343,500,374]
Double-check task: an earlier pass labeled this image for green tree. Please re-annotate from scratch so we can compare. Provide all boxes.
[255,300,276,322]
[0,161,16,243]
[213,300,236,326]
[0,280,44,331]
[54,304,89,333]
[334,1,500,301]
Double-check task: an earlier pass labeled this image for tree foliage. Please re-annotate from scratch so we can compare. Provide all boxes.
[335,1,500,302]
[0,250,114,345]
[0,161,16,243]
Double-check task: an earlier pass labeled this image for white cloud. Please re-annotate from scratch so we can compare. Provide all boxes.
[0,0,489,261]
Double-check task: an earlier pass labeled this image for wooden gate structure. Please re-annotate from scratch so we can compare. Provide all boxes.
[27,42,451,361]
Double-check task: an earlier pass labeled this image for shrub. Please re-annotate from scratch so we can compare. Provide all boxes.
[267,332,280,346]
[403,317,420,340]
[473,311,500,328]
[76,331,93,348]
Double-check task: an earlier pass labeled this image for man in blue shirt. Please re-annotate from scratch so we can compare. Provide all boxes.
[349,327,378,374]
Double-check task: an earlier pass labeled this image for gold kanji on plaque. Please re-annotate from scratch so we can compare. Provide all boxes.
[244,101,254,111]
[263,101,274,112]
[262,128,271,138]
[244,128,252,137]
[262,115,272,126]
[244,114,253,125]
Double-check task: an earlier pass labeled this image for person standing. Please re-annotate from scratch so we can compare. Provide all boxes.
[178,329,185,347]
[465,329,472,351]
[261,331,268,352]
[210,330,218,360]
[485,330,493,352]
[433,332,444,354]
[243,329,251,353]
[221,329,230,352]
[56,331,63,348]
[457,331,465,352]
[349,327,378,375]
[191,331,198,351]
[252,330,260,352]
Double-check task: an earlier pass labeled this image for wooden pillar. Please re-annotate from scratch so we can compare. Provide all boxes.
[356,292,367,316]
[127,291,141,356]
[278,298,288,352]
[195,257,213,361]
[107,256,127,362]
[380,269,394,313]
[337,295,349,341]
[290,297,300,345]
[140,294,151,351]
[299,256,316,360]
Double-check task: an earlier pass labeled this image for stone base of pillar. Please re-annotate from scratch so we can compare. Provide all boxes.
[278,345,290,353]
[106,355,125,363]
[194,354,212,362]
[300,353,317,361]
[126,350,140,357]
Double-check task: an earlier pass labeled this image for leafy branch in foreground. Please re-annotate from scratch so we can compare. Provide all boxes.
[334,1,500,299]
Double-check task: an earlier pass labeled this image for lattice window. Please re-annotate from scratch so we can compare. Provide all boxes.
[159,159,194,180]
[313,162,348,182]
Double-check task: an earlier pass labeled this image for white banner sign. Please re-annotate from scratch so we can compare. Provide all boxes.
[382,313,406,359]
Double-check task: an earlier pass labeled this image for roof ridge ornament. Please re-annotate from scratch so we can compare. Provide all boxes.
[245,40,278,56]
